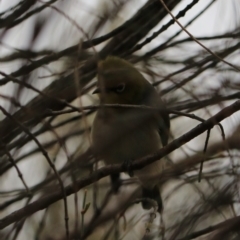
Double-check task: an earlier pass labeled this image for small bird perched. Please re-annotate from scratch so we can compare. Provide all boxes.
[91,56,170,211]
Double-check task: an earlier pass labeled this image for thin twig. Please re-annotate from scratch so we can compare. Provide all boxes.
[0,100,239,230]
[159,0,240,72]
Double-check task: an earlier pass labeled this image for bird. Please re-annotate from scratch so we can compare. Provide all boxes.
[91,56,170,212]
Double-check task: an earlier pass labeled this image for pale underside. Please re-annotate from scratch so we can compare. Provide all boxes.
[92,108,167,188]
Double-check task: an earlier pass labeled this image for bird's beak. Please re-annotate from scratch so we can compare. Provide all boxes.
[92,87,100,94]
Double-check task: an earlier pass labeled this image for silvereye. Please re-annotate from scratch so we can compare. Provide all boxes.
[91,56,170,211]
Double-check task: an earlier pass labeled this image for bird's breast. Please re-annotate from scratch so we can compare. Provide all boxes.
[91,109,161,164]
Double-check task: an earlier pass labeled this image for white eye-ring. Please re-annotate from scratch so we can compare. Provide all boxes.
[115,83,125,93]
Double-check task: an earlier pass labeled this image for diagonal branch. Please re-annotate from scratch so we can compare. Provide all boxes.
[0,0,181,148]
[0,100,239,230]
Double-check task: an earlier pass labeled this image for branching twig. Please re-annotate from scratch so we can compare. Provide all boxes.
[0,100,239,230]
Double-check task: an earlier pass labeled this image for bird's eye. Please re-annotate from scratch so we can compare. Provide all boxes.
[115,83,125,93]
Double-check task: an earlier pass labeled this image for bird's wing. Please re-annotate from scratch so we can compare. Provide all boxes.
[157,106,170,146]
[144,86,170,147]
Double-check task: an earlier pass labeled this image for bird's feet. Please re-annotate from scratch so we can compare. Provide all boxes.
[110,173,121,193]
[122,159,134,177]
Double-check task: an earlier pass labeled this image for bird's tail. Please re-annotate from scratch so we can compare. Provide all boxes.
[141,186,163,212]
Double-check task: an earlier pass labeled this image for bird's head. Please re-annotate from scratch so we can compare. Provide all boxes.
[93,56,150,104]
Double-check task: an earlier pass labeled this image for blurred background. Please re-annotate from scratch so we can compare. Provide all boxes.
[0,0,240,239]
